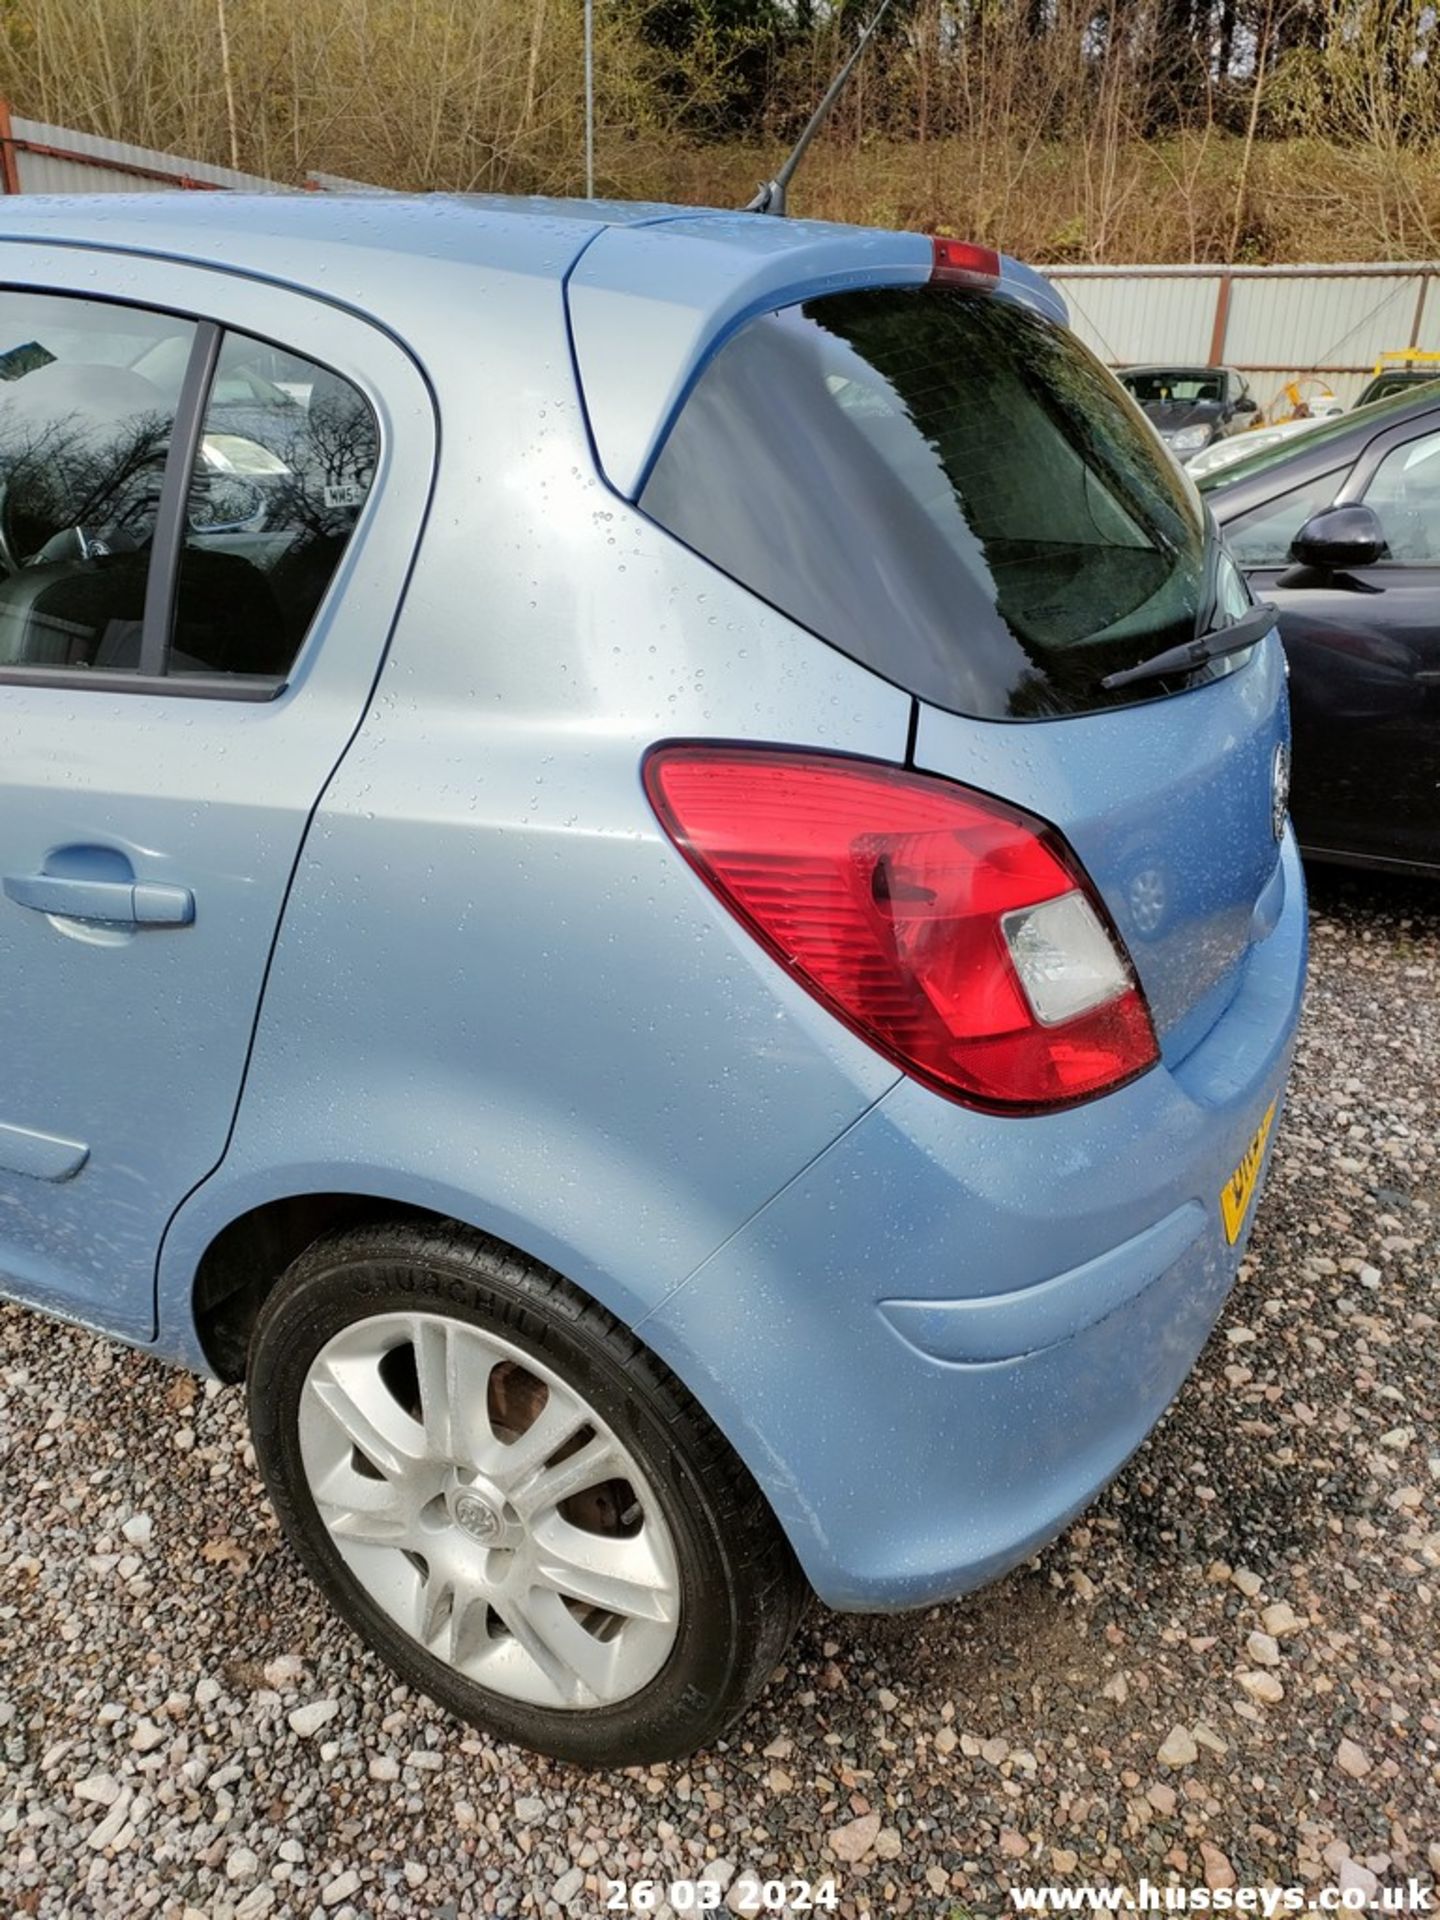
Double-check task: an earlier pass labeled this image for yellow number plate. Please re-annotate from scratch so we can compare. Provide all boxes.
[1220,1098,1277,1245]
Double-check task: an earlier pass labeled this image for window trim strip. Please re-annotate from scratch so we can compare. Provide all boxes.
[0,666,285,701]
[138,319,221,677]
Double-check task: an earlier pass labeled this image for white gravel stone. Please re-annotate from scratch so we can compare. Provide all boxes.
[73,1772,122,1806]
[287,1699,339,1738]
[1238,1669,1285,1704]
[1158,1725,1198,1767]
[87,1789,134,1851]
[1260,1601,1303,1637]
[828,1812,881,1862]
[1339,1861,1379,1900]
[1246,1629,1281,1666]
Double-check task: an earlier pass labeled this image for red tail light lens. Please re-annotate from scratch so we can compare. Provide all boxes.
[643,746,1158,1114]
[930,237,1002,288]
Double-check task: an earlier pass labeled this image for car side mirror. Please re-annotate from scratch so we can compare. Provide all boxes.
[1290,503,1388,571]
[1234,394,1260,415]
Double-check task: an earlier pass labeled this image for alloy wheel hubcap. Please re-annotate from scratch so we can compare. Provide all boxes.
[449,1480,508,1544]
[297,1312,682,1710]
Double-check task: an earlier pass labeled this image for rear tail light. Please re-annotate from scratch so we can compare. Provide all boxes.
[643,746,1158,1114]
[930,237,1001,289]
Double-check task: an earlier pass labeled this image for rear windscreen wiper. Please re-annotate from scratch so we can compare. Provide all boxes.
[1100,601,1277,693]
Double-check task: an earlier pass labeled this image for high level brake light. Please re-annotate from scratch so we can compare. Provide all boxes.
[930,238,1002,289]
[644,746,1158,1114]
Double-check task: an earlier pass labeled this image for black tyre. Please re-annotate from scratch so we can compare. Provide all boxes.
[246,1220,806,1765]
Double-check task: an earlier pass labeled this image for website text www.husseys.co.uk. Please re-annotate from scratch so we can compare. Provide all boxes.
[1007,1880,1434,1915]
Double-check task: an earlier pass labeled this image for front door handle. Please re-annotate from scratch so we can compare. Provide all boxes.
[3,872,194,926]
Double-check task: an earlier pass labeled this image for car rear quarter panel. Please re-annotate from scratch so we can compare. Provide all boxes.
[156,262,913,1362]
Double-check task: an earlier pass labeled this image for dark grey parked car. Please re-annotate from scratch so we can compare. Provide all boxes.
[1119,364,1260,460]
[1200,387,1440,877]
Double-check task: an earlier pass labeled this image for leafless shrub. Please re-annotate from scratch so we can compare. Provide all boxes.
[1,0,1437,261]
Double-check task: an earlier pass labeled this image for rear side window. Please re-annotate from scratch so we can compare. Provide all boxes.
[640,287,1209,720]
[172,331,378,677]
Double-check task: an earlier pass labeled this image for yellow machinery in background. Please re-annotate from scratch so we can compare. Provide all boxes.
[1370,348,1440,379]
[1266,375,1344,424]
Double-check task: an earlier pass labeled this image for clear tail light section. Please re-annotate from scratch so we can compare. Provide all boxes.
[643,745,1158,1114]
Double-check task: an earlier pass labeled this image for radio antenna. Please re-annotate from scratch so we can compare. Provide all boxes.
[744,0,897,216]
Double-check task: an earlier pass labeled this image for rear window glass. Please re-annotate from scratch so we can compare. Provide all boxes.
[1121,369,1225,404]
[639,287,1210,720]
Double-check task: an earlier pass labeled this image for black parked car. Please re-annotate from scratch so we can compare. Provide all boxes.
[1199,388,1440,877]
[1352,358,1440,409]
[1118,364,1260,460]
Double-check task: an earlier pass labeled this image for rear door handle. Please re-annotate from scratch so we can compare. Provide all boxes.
[3,873,194,926]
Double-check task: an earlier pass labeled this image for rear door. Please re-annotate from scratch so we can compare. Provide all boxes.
[0,250,434,1339]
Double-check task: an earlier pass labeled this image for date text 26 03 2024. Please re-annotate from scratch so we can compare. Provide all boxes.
[605,1878,840,1912]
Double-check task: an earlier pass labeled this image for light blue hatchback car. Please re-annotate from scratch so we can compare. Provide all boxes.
[0,193,1304,1765]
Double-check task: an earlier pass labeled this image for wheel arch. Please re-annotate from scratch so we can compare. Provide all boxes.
[162,1160,671,1382]
[189,1190,432,1380]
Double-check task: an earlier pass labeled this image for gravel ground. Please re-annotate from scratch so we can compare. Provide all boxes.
[1,867,1436,1918]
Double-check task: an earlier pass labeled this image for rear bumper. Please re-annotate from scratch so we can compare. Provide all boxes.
[645,830,1307,1610]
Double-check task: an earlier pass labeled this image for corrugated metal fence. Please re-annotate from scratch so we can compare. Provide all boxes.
[0,101,282,194]
[0,100,390,197]
[1049,262,1440,413]
[0,102,407,200]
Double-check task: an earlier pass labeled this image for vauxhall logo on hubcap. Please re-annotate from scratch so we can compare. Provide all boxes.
[452,1490,503,1543]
